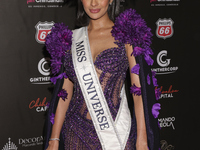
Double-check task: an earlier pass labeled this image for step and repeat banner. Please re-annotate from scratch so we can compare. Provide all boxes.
[0,1,76,150]
[0,0,198,150]
[131,0,199,150]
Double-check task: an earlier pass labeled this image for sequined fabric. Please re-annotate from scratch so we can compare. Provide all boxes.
[63,41,136,150]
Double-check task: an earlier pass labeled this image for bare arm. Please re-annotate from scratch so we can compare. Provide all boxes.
[47,78,74,150]
[126,44,148,150]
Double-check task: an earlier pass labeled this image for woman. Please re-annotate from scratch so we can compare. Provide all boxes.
[44,0,161,150]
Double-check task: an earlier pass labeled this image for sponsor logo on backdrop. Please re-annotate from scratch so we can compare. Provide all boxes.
[27,0,64,8]
[160,140,175,150]
[151,50,178,74]
[156,18,174,39]
[29,97,48,112]
[156,85,179,99]
[150,0,180,7]
[30,58,51,84]
[35,21,54,44]
[2,138,18,150]
[18,136,43,147]
[38,58,50,76]
[158,116,175,130]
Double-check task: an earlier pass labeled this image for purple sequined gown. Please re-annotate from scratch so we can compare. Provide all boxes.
[62,38,136,149]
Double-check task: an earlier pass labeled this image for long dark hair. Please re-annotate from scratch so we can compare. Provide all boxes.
[76,0,121,27]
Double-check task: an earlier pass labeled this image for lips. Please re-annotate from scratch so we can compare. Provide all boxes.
[89,9,101,13]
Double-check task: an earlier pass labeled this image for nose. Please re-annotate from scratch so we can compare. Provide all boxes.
[91,0,98,7]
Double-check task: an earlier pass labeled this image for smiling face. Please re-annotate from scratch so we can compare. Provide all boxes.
[81,0,112,20]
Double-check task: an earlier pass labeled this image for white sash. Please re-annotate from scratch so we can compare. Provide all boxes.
[71,27,131,150]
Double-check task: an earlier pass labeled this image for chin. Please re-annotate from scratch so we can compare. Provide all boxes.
[88,12,107,20]
[89,15,102,20]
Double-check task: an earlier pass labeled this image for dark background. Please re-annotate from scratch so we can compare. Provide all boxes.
[0,0,198,149]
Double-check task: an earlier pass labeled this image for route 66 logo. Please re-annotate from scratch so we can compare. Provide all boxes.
[35,21,54,44]
[156,18,174,39]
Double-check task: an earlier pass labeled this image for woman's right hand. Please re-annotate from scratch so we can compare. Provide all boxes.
[46,140,59,150]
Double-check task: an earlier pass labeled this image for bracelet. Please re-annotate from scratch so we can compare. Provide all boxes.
[49,138,60,141]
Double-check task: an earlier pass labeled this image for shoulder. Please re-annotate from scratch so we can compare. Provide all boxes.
[46,23,72,47]
[112,9,154,66]
[45,23,73,75]
[112,9,152,47]
[45,22,73,55]
[71,27,86,40]
[72,27,85,33]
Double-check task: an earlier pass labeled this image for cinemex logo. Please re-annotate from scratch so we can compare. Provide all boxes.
[35,21,54,44]
[30,58,51,84]
[156,18,174,39]
[18,136,43,147]
[151,50,178,74]
[158,116,175,130]
[2,138,18,150]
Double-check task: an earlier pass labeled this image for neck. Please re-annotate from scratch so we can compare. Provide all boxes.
[88,13,114,30]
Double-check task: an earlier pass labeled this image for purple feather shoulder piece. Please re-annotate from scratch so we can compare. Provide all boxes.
[45,23,72,76]
[112,8,154,66]
[112,9,152,46]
